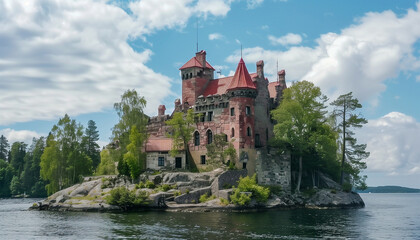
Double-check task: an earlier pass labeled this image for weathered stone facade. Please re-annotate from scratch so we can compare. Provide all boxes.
[256,148,291,192]
[145,50,289,189]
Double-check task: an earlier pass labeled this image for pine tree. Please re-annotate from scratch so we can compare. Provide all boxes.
[331,92,369,189]
[0,135,9,161]
[84,120,100,170]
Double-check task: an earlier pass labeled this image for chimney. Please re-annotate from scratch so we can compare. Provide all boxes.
[256,60,264,78]
[278,69,286,89]
[196,50,206,68]
[174,98,182,112]
[158,105,166,116]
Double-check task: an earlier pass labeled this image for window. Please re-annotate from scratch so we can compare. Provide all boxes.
[207,130,213,144]
[194,131,200,146]
[230,107,235,116]
[224,134,228,142]
[200,113,206,122]
[247,127,252,137]
[158,156,164,167]
[201,155,206,164]
[243,162,247,169]
[266,128,269,141]
[231,128,235,138]
[255,134,260,147]
[246,106,251,115]
[189,73,192,78]
[207,111,213,121]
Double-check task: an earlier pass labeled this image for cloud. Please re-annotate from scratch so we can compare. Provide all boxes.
[227,3,420,106]
[358,112,420,175]
[0,128,42,145]
[246,0,264,9]
[268,33,303,46]
[0,0,234,126]
[209,33,224,40]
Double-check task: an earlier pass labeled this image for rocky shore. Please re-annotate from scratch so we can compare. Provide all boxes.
[30,169,364,212]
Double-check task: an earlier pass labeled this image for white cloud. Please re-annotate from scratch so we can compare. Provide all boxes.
[268,33,302,46]
[209,33,224,40]
[359,112,420,175]
[227,3,420,106]
[0,0,234,126]
[246,0,264,9]
[0,128,42,146]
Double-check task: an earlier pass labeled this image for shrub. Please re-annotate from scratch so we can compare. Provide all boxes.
[342,183,353,193]
[199,193,216,203]
[173,190,181,197]
[267,185,282,196]
[302,188,317,197]
[219,197,229,206]
[230,174,270,206]
[145,180,155,189]
[105,186,149,209]
[330,189,337,194]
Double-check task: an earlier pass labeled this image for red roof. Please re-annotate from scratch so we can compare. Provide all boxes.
[202,73,257,97]
[227,58,257,91]
[145,138,182,152]
[268,82,279,99]
[179,57,215,70]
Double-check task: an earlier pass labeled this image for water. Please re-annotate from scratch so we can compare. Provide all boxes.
[1,194,419,239]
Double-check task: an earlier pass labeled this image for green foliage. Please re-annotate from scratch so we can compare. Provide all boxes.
[123,126,147,180]
[83,120,101,170]
[199,193,216,203]
[40,114,93,195]
[272,80,338,192]
[0,159,15,197]
[207,134,238,168]
[96,149,117,175]
[173,190,181,197]
[331,92,369,188]
[219,197,230,206]
[112,89,148,157]
[165,109,195,169]
[266,185,282,196]
[230,174,270,206]
[342,182,353,192]
[105,186,149,209]
[302,188,317,197]
[0,135,10,161]
[10,142,27,176]
[145,180,155,189]
[10,175,23,195]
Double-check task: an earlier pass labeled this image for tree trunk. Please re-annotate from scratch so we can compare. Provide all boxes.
[340,103,346,185]
[295,155,302,193]
[312,171,315,188]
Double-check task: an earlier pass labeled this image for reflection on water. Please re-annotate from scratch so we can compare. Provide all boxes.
[1,194,419,239]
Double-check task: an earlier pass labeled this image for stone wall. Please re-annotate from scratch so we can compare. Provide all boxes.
[255,148,291,192]
[146,152,185,170]
[211,169,247,197]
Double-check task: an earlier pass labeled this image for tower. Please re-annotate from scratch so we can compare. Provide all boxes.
[179,50,215,107]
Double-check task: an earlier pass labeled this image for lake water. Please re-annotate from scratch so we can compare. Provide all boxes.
[1,193,419,239]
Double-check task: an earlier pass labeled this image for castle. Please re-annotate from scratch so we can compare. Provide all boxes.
[144,50,289,186]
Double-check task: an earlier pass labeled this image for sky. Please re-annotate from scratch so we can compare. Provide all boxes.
[1,0,420,188]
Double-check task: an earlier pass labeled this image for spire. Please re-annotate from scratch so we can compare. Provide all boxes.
[227,58,257,91]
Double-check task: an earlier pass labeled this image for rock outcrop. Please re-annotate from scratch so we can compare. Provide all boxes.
[30,168,364,212]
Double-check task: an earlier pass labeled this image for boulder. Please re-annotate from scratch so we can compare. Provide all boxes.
[306,189,365,208]
[174,187,212,204]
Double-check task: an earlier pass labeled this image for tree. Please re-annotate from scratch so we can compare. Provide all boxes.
[123,126,147,180]
[0,159,15,197]
[271,80,333,192]
[96,149,117,175]
[41,114,93,195]
[112,89,148,154]
[10,142,27,176]
[10,175,23,195]
[83,120,101,170]
[0,135,9,161]
[207,134,237,168]
[331,92,369,188]
[165,109,195,169]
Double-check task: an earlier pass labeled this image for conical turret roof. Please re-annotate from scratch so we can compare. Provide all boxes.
[227,58,256,91]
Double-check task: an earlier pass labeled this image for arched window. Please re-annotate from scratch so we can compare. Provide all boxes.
[189,73,192,78]
[247,127,252,137]
[231,128,235,138]
[207,130,213,144]
[194,131,200,146]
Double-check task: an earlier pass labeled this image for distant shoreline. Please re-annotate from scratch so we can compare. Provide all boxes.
[357,186,420,193]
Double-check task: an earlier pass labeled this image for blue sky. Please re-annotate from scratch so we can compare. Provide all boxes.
[1,0,420,187]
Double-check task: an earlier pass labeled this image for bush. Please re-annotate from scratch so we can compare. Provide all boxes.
[266,185,282,196]
[105,186,149,209]
[219,197,229,206]
[199,193,216,203]
[230,174,270,206]
[342,183,353,193]
[145,180,155,189]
